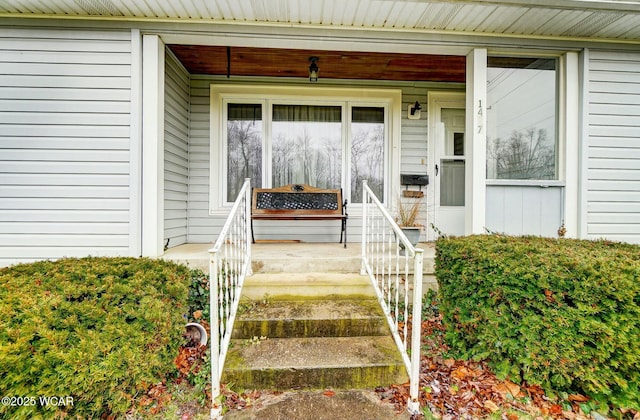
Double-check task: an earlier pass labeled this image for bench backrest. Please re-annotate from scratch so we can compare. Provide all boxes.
[252,184,344,216]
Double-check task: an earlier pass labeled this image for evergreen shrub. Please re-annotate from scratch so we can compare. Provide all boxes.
[0,257,191,419]
[435,235,640,411]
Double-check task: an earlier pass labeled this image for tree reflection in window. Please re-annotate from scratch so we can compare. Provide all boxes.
[486,57,557,180]
[227,104,262,201]
[272,105,342,189]
[351,107,385,202]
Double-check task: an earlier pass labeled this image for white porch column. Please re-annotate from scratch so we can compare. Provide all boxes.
[562,52,580,238]
[465,49,487,235]
[142,34,165,257]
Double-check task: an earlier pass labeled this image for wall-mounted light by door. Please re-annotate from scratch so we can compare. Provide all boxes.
[408,101,422,119]
[309,56,319,82]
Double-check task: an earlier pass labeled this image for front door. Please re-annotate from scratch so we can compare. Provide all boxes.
[429,93,466,238]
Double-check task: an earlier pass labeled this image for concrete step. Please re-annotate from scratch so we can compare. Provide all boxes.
[241,272,376,299]
[222,335,408,390]
[251,249,435,274]
[232,298,389,339]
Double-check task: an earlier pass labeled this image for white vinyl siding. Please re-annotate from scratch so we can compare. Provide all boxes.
[401,87,429,175]
[587,50,640,244]
[164,49,190,248]
[0,27,132,266]
[187,76,222,243]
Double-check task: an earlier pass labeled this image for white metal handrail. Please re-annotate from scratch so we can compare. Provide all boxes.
[209,178,252,419]
[360,180,423,415]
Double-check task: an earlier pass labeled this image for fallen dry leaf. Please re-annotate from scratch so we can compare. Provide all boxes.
[484,400,500,412]
[568,393,589,403]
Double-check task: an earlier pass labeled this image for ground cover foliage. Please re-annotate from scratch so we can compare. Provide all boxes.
[0,257,191,419]
[435,235,640,416]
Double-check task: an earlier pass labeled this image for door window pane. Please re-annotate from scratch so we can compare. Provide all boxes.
[227,104,262,201]
[272,105,342,188]
[351,107,385,203]
[440,159,465,206]
[486,57,557,180]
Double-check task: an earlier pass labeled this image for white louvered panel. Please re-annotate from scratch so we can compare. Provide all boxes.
[320,0,335,25]
[329,0,349,26]
[249,0,268,22]
[188,0,216,19]
[444,4,495,32]
[174,0,202,19]
[350,0,373,26]
[338,0,360,27]
[362,1,392,28]
[609,15,640,39]
[308,0,324,24]
[474,6,531,33]
[416,3,462,30]
[566,11,625,37]
[530,9,582,36]
[168,0,192,18]
[232,0,254,22]
[1,0,640,40]
[387,2,429,29]
[105,0,141,16]
[503,8,557,35]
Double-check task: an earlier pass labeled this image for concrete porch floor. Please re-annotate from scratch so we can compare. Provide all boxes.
[161,241,436,273]
[161,241,438,292]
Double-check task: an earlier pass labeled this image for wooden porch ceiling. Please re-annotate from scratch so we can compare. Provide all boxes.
[168,45,467,83]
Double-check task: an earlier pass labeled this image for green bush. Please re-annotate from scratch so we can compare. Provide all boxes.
[435,235,640,411]
[0,257,191,419]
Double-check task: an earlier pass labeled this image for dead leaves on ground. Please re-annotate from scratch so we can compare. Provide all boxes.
[174,344,207,377]
[376,314,601,420]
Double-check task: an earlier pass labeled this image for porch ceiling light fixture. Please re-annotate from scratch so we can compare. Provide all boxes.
[308,56,319,82]
[408,101,422,119]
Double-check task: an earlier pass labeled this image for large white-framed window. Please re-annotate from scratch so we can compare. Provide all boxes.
[486,56,559,181]
[209,85,400,213]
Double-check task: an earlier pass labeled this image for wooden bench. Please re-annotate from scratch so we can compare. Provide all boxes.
[251,184,348,247]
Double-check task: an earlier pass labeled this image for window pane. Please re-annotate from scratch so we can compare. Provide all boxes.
[351,107,385,203]
[440,159,465,206]
[227,104,262,201]
[486,57,557,180]
[272,105,342,188]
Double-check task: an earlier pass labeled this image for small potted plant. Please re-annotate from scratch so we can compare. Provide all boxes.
[395,198,423,250]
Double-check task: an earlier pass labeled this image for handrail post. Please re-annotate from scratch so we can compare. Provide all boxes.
[209,251,222,419]
[244,177,252,276]
[208,178,252,420]
[360,180,423,416]
[360,180,368,275]
[407,248,423,415]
